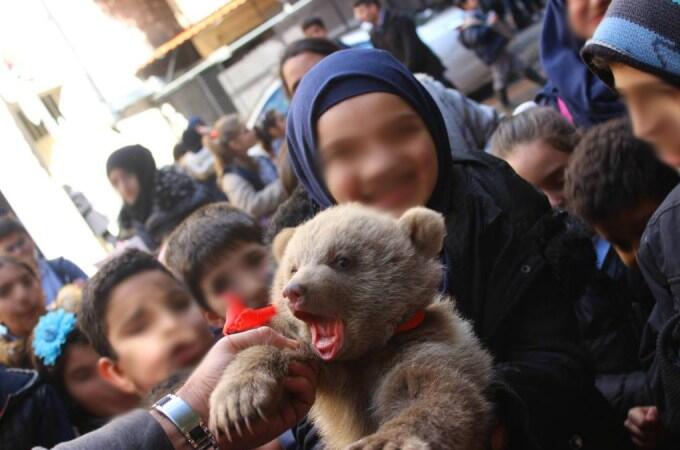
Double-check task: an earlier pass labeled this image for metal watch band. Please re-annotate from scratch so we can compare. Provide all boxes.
[153,394,217,450]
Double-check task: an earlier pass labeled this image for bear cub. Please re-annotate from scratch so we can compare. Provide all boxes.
[210,204,493,450]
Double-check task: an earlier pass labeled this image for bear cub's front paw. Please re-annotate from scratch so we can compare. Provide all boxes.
[209,368,285,439]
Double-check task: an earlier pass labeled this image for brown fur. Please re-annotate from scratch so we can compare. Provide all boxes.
[210,204,493,449]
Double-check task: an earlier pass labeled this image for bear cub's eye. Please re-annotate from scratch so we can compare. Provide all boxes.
[290,265,298,275]
[333,256,351,270]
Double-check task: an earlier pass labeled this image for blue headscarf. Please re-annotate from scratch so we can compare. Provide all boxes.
[539,0,626,128]
[286,48,453,212]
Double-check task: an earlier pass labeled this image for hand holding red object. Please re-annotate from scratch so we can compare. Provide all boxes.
[223,293,277,335]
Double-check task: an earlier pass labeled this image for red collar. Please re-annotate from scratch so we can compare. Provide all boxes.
[395,309,426,334]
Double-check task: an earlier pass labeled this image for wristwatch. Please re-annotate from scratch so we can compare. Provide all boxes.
[153,394,217,450]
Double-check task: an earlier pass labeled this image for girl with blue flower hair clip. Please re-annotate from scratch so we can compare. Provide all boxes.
[30,305,139,436]
[0,255,46,368]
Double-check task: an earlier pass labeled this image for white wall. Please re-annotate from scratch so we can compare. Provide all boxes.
[0,100,108,275]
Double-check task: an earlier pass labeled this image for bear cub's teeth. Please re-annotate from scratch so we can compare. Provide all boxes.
[308,317,345,361]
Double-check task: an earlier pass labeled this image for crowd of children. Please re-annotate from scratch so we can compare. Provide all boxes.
[2,0,680,448]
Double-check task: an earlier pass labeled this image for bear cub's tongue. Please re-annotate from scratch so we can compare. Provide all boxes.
[308,317,344,361]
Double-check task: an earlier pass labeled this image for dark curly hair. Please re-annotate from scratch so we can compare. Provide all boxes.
[164,203,263,311]
[80,249,174,358]
[564,118,680,224]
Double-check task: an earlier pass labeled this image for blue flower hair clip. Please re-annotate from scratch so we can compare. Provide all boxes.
[32,309,77,366]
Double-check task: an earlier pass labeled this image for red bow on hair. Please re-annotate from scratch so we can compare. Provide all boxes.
[209,129,219,139]
[223,293,277,335]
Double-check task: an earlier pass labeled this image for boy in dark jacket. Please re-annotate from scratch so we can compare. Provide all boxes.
[353,0,455,89]
[582,0,680,445]
[564,118,680,426]
[455,0,545,108]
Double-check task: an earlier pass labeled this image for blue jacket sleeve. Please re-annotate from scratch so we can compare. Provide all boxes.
[49,258,88,284]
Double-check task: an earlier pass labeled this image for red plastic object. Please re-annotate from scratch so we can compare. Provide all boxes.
[223,293,277,335]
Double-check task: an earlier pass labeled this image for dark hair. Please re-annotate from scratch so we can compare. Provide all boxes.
[491,107,580,158]
[301,16,325,32]
[0,216,27,241]
[262,109,282,132]
[279,38,342,97]
[564,118,680,223]
[353,0,381,7]
[80,249,174,358]
[254,110,284,155]
[254,125,274,155]
[173,141,188,162]
[164,203,263,311]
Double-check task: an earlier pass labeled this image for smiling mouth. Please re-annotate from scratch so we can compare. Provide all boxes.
[293,311,344,361]
[368,174,416,209]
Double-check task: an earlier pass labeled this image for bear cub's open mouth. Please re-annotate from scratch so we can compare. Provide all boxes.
[294,311,345,361]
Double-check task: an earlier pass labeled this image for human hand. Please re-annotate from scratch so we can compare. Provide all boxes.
[176,327,318,450]
[625,406,662,449]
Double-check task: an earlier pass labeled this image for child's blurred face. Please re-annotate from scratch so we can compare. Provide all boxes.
[104,270,213,394]
[461,0,479,10]
[200,242,272,324]
[0,232,37,269]
[282,52,327,97]
[0,264,45,337]
[503,140,571,208]
[304,24,328,39]
[592,199,660,268]
[63,342,139,417]
[612,63,680,168]
[228,125,258,154]
[317,92,438,217]
[353,4,380,25]
[108,168,140,206]
[566,0,610,40]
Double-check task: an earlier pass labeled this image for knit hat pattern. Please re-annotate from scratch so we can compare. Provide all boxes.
[582,0,680,89]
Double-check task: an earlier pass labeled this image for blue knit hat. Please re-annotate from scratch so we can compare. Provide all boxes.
[582,0,680,89]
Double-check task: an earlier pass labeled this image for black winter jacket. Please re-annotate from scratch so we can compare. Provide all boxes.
[638,184,680,441]
[443,152,629,450]
[118,167,217,250]
[0,367,75,449]
[370,9,446,79]
[575,247,653,418]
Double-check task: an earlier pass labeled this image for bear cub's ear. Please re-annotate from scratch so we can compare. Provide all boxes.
[398,207,445,259]
[272,227,296,263]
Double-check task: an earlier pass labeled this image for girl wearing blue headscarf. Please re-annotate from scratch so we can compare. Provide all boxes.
[283,48,629,449]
